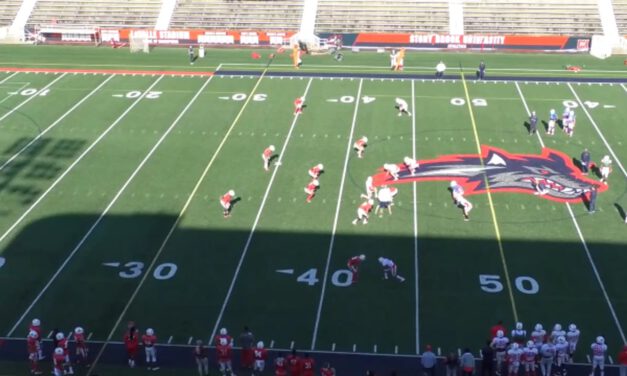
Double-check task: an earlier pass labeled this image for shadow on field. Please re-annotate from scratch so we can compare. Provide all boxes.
[0,214,625,376]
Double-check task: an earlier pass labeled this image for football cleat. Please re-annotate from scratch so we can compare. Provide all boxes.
[55,332,64,341]
[146,328,154,336]
[31,319,41,327]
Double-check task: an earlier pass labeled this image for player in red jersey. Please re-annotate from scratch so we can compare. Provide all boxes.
[262,145,276,171]
[74,326,88,366]
[142,328,159,371]
[308,164,324,179]
[55,332,74,375]
[217,337,233,376]
[304,179,320,203]
[301,353,315,376]
[294,97,304,115]
[320,362,336,376]
[194,339,209,376]
[275,353,288,376]
[220,190,236,218]
[52,347,65,376]
[347,254,366,283]
[124,325,139,368]
[29,318,44,360]
[353,136,368,159]
[352,199,374,225]
[27,330,42,375]
[253,341,268,375]
[215,327,234,347]
[286,349,302,376]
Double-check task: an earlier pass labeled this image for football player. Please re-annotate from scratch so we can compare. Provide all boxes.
[142,328,158,371]
[600,155,612,184]
[347,254,366,283]
[27,330,42,375]
[507,342,523,376]
[375,186,394,216]
[253,341,268,376]
[383,163,400,181]
[389,50,397,70]
[361,176,377,199]
[301,353,315,376]
[564,110,576,137]
[352,200,374,225]
[304,179,319,203]
[321,362,336,376]
[353,136,368,159]
[215,328,234,347]
[522,341,538,376]
[194,339,209,376]
[539,340,556,376]
[220,190,236,218]
[29,318,44,360]
[378,257,405,282]
[566,324,580,362]
[124,325,139,368]
[74,326,88,366]
[262,145,276,171]
[491,330,510,375]
[52,347,65,376]
[531,324,546,351]
[511,322,527,345]
[294,96,304,115]
[394,97,411,116]
[308,164,324,179]
[548,109,558,136]
[590,336,607,376]
[275,353,288,376]
[550,324,566,344]
[56,332,74,375]
[403,156,419,175]
[217,337,233,376]
[395,48,406,71]
[450,181,472,221]
[555,336,569,376]
[286,349,302,376]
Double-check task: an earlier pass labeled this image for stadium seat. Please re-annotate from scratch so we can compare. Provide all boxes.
[0,0,24,27]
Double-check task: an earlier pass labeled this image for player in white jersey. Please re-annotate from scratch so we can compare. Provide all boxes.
[531,324,546,351]
[539,341,556,376]
[491,330,510,375]
[377,257,405,282]
[600,155,612,185]
[511,322,527,345]
[361,176,377,199]
[522,341,538,376]
[555,336,569,376]
[590,336,608,376]
[551,324,565,344]
[566,324,580,362]
[547,109,558,136]
[394,98,411,116]
[507,342,523,376]
[390,50,397,70]
[383,163,400,181]
[564,110,576,137]
[403,156,419,176]
[450,181,473,221]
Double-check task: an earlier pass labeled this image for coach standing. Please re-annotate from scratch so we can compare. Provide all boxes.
[581,148,591,175]
[528,111,538,135]
[477,61,486,79]
[588,186,598,214]
[421,345,437,376]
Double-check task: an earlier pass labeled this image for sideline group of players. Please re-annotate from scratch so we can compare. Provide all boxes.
[26,319,88,375]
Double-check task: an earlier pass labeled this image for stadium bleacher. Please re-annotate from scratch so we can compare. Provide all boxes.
[27,0,161,28]
[614,0,627,36]
[463,0,603,35]
[0,0,23,27]
[170,0,303,30]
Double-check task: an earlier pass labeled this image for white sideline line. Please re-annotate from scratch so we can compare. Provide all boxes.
[0,72,19,85]
[411,79,420,354]
[0,73,67,124]
[567,83,626,178]
[621,84,627,93]
[515,82,626,344]
[0,75,115,172]
[4,75,166,336]
[311,79,364,350]
[209,78,314,342]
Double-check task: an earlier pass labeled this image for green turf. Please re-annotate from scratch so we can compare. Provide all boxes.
[0,46,625,374]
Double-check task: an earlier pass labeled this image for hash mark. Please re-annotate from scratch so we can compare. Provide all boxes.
[437,347,441,356]
[394,346,398,354]
[290,341,294,349]
[87,332,93,340]
[168,336,173,344]
[188,337,193,345]
[270,340,275,348]
[353,344,356,352]
[47,331,53,338]
[332,343,336,351]
[374,345,377,353]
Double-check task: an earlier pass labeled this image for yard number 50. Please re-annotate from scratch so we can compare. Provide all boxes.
[479,274,539,295]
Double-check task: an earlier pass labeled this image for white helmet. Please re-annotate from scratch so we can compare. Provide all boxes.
[601,155,611,164]
[74,327,84,335]
[28,330,38,338]
[378,257,385,264]
[312,179,320,186]
[219,338,227,346]
[317,163,324,170]
[220,328,227,336]
[257,341,264,349]
[516,322,523,330]
[550,109,555,114]
[512,343,519,350]
[404,156,413,165]
[596,336,605,344]
[55,332,64,341]
[362,136,368,143]
[534,324,543,331]
[558,336,566,344]
[568,324,577,332]
[31,319,40,327]
[54,347,64,355]
[367,199,374,205]
[146,328,154,336]
[269,145,275,152]
[553,324,562,332]
[569,110,575,116]
[450,180,458,187]
[527,340,534,348]
[497,330,504,338]
[359,254,366,260]
[531,111,536,116]
[228,190,235,197]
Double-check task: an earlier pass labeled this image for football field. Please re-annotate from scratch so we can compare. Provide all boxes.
[0,46,626,374]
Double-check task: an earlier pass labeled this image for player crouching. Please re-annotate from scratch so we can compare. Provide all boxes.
[305,179,320,203]
[347,254,365,283]
[308,163,324,179]
[353,136,368,159]
[403,156,419,175]
[383,163,400,181]
[378,257,405,282]
[352,199,374,225]
[394,97,411,117]
[262,145,276,171]
[220,190,236,218]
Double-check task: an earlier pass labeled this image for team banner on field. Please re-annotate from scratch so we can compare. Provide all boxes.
[115,29,296,45]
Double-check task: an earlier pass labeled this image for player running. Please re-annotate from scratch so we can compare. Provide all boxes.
[383,163,400,181]
[308,164,324,179]
[522,341,538,376]
[352,199,374,225]
[253,341,268,376]
[294,96,304,115]
[347,254,366,283]
[142,328,158,371]
[304,179,320,203]
[566,324,580,362]
[378,257,405,282]
[548,109,557,136]
[450,181,473,221]
[491,330,509,376]
[353,136,368,159]
[403,156,419,176]
[74,326,88,366]
[590,336,607,376]
[262,145,276,171]
[600,155,612,184]
[394,97,411,116]
[27,330,42,375]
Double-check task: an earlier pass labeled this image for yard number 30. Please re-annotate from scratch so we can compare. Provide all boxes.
[479,274,539,295]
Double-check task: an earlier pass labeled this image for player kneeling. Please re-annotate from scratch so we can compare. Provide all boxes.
[220,190,236,218]
[253,341,268,376]
[353,136,368,159]
[352,199,374,225]
[305,179,319,203]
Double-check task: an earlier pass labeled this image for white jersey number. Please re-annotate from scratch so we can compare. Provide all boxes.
[479,274,539,295]
[118,261,178,280]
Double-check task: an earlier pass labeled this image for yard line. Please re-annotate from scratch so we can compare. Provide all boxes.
[0,82,29,105]
[460,71,519,322]
[0,74,115,172]
[311,79,363,350]
[621,84,627,94]
[209,78,314,341]
[0,75,164,250]
[86,62,284,376]
[411,79,420,354]
[0,72,19,85]
[4,75,165,336]
[0,73,67,124]
[567,83,626,178]
[515,82,626,344]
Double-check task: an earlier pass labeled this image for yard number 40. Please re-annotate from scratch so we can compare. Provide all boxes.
[479,274,539,295]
